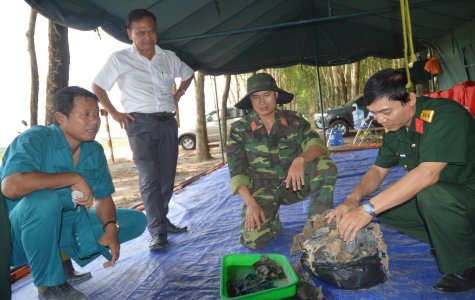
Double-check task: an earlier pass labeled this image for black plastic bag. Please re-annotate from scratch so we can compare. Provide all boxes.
[301,252,387,289]
[292,214,389,290]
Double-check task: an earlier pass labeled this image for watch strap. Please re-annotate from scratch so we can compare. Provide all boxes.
[103,220,119,231]
[363,202,377,218]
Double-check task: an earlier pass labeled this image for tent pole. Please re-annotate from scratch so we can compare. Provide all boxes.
[312,4,327,145]
[212,76,225,163]
[428,48,436,92]
[315,65,326,145]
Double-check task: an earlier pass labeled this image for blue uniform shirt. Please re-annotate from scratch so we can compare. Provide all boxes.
[1,124,114,212]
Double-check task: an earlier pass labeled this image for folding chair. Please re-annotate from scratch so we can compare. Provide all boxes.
[353,114,376,146]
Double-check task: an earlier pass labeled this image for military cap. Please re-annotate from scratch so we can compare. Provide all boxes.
[235,73,294,109]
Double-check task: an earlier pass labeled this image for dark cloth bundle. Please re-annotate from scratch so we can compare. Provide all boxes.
[291,214,389,290]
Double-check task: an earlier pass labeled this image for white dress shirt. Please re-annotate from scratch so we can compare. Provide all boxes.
[94,44,194,113]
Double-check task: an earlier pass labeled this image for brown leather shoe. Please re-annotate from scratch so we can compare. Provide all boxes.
[433,266,475,293]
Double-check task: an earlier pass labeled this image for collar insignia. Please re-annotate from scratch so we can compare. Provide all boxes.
[420,110,434,123]
[280,116,288,127]
[250,120,258,132]
[415,118,424,134]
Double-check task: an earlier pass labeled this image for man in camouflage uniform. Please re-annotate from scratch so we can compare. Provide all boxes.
[226,73,337,249]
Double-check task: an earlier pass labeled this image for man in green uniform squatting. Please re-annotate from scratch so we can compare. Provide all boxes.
[1,86,146,299]
[227,73,337,249]
[327,68,475,293]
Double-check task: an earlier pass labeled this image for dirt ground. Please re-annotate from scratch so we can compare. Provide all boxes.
[107,144,223,208]
[107,130,381,209]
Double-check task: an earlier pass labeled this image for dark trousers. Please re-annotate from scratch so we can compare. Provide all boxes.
[0,193,11,300]
[378,181,475,274]
[127,113,179,237]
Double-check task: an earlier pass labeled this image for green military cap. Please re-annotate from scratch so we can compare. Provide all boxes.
[235,73,294,109]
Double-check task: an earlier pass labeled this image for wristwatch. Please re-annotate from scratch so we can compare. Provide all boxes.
[103,220,120,232]
[362,202,377,218]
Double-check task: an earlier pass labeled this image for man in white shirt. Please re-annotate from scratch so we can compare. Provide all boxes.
[92,8,194,251]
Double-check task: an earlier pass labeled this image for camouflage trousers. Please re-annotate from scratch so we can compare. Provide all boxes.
[240,156,337,249]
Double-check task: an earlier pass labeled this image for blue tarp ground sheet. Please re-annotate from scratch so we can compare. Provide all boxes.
[11,148,475,299]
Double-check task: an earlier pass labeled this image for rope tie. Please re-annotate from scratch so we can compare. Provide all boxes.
[400,0,417,91]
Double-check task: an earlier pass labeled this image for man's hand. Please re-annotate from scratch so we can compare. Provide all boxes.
[98,226,120,268]
[111,111,135,130]
[325,198,359,227]
[337,207,372,241]
[71,178,94,209]
[285,156,305,191]
[245,202,266,232]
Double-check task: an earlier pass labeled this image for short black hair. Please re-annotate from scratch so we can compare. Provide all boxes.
[364,68,415,106]
[53,86,98,125]
[126,9,157,28]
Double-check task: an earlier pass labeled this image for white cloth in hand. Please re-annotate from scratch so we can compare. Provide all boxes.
[71,190,84,206]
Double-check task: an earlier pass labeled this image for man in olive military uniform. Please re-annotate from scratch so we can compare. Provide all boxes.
[227,73,337,249]
[327,68,475,293]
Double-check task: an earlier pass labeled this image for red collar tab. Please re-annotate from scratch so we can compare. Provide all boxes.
[250,120,258,132]
[415,118,424,134]
[280,116,288,127]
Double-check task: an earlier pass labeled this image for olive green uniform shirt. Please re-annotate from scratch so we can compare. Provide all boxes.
[373,96,475,273]
[375,96,475,184]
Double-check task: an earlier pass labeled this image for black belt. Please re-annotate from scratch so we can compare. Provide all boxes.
[131,112,176,121]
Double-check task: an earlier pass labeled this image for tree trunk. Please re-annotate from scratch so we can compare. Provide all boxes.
[235,75,241,102]
[337,66,347,104]
[377,59,384,72]
[351,61,360,98]
[331,66,340,107]
[27,9,39,127]
[195,72,211,161]
[220,74,231,153]
[45,21,69,125]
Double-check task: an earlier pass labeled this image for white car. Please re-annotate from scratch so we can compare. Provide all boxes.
[178,107,247,150]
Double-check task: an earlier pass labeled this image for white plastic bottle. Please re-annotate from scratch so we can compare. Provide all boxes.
[352,104,365,129]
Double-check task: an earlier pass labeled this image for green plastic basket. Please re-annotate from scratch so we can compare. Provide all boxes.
[220,253,299,300]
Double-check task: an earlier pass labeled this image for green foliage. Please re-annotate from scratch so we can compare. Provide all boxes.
[266,57,403,117]
[359,57,403,88]
[275,65,318,114]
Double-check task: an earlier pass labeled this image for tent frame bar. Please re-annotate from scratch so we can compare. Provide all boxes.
[160,0,447,45]
[161,6,396,44]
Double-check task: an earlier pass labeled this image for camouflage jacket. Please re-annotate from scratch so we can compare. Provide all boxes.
[226,109,327,194]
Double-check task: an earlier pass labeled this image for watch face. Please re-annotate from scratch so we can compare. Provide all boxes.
[363,204,371,213]
[363,203,376,216]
